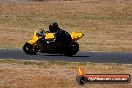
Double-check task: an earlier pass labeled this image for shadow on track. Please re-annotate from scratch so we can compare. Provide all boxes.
[44,54,90,57]
[71,55,90,57]
[44,54,63,56]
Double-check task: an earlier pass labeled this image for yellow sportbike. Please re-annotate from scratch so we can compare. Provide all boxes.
[23,30,84,56]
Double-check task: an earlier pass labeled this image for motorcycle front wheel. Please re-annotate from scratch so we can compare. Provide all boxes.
[23,42,38,55]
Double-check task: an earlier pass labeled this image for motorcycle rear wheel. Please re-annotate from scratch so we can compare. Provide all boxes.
[23,42,38,55]
[64,42,79,56]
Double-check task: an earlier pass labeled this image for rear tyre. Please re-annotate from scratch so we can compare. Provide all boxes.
[64,42,79,56]
[23,42,38,55]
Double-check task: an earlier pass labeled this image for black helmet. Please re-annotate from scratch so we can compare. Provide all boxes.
[49,22,59,33]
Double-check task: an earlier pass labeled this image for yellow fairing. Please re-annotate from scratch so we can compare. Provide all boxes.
[28,31,55,44]
[28,31,40,44]
[70,32,84,41]
[45,33,55,40]
[28,31,84,44]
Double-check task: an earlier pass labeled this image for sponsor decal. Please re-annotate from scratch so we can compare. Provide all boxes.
[76,67,131,85]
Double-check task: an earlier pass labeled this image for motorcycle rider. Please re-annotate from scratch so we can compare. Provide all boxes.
[48,22,72,50]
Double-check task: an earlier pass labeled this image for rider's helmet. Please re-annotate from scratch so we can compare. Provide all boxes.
[49,22,59,33]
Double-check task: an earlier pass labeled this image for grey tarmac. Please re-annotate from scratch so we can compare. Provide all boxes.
[0,49,132,64]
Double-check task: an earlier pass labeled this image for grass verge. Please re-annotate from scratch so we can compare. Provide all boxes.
[0,59,131,88]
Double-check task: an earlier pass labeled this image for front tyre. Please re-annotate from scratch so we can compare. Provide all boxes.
[64,42,79,56]
[23,42,38,55]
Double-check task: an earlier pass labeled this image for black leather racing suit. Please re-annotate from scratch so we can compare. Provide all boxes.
[49,28,72,51]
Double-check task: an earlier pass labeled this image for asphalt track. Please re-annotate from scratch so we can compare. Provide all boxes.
[0,49,132,64]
